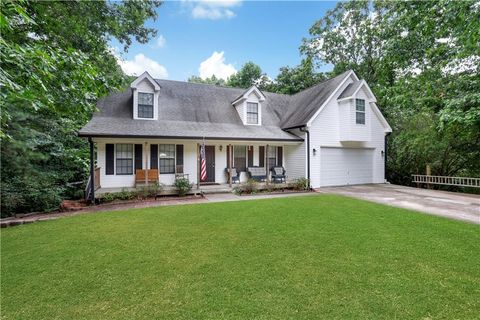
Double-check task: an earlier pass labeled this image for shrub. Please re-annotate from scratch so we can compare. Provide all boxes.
[292,178,310,191]
[136,183,163,199]
[174,178,192,196]
[100,189,137,203]
[233,179,258,195]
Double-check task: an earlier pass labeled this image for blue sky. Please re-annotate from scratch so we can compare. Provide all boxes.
[112,1,337,81]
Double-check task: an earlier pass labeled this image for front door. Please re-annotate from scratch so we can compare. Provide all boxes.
[201,145,215,183]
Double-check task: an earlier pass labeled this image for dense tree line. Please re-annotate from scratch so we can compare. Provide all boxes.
[0,0,161,217]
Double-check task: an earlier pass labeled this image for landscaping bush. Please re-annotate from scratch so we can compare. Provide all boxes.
[174,178,192,196]
[292,177,310,191]
[233,179,259,195]
[136,183,163,199]
[100,188,137,203]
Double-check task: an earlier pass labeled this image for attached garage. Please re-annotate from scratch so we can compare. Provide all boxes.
[319,147,374,187]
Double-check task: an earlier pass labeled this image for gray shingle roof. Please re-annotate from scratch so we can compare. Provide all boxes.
[79,70,354,140]
[280,70,352,129]
[337,80,361,99]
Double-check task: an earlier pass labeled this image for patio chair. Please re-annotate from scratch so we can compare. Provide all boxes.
[271,166,286,183]
[225,167,240,184]
[247,166,267,182]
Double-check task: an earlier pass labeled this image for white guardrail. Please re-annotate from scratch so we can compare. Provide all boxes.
[412,174,480,188]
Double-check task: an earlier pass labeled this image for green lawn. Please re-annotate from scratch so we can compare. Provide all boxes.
[1,195,479,319]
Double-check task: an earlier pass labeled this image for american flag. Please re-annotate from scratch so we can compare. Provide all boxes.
[200,142,207,181]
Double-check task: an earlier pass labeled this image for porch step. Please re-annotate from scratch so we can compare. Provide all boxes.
[200,187,233,194]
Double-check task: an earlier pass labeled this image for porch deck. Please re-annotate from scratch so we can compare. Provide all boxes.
[95,181,297,198]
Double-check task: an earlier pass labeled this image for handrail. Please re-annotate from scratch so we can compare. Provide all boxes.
[412,174,480,188]
[84,175,92,200]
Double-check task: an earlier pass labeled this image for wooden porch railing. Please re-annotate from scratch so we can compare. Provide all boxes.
[85,167,101,201]
[412,174,480,188]
[135,169,159,185]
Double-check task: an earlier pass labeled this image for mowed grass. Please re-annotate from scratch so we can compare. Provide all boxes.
[1,195,479,319]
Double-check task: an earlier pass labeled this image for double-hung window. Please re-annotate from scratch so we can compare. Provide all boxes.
[233,145,247,172]
[116,144,133,175]
[356,99,365,125]
[138,92,154,119]
[159,144,175,174]
[267,146,277,169]
[246,102,259,124]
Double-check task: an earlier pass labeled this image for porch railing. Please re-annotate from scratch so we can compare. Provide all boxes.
[84,167,101,201]
[412,174,480,188]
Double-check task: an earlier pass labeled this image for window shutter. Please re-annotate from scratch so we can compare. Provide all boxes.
[248,146,254,167]
[259,146,265,167]
[134,144,142,171]
[105,144,114,175]
[277,146,283,166]
[176,145,184,165]
[150,144,158,169]
[226,145,231,168]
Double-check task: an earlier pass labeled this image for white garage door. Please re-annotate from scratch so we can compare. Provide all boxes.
[320,147,374,187]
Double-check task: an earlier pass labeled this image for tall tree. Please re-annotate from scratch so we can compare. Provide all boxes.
[268,57,326,94]
[227,61,270,89]
[0,0,161,216]
[188,75,226,86]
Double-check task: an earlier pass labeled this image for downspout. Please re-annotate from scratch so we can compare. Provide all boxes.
[88,137,95,204]
[300,127,311,190]
[384,132,391,182]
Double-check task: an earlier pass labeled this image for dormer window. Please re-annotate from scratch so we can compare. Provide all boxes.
[231,86,265,126]
[246,102,259,124]
[130,71,160,120]
[138,92,154,118]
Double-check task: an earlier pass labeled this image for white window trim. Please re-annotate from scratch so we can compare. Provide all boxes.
[137,92,155,119]
[243,100,262,126]
[355,98,366,125]
[158,143,176,174]
[115,143,134,175]
[133,89,159,121]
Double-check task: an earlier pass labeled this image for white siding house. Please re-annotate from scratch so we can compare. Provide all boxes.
[79,70,391,199]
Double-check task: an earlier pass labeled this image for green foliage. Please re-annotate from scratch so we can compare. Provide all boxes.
[303,0,480,186]
[0,0,161,216]
[233,179,259,195]
[174,178,192,196]
[292,178,310,191]
[267,57,326,94]
[136,183,163,199]
[100,188,137,203]
[227,61,270,89]
[188,75,226,86]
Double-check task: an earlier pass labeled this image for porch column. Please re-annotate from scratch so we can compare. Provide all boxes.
[88,137,95,204]
[144,142,148,185]
[265,144,269,184]
[196,143,200,189]
[228,144,232,187]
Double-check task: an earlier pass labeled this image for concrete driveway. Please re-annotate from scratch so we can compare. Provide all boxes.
[319,184,480,224]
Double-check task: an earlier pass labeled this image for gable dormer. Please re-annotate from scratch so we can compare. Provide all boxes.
[231,86,266,126]
[131,71,160,120]
[336,78,377,142]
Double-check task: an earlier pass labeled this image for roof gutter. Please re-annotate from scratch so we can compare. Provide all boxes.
[77,133,304,142]
[299,126,311,190]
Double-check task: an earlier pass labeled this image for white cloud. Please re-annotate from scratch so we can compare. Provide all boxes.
[156,35,166,48]
[199,51,236,80]
[185,0,241,20]
[117,54,168,78]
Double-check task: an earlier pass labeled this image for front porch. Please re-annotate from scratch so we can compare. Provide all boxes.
[95,181,300,198]
[86,137,306,203]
